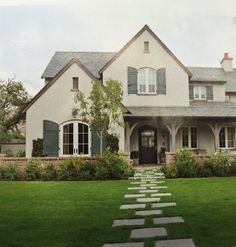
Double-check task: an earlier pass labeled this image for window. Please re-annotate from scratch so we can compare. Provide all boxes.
[219,127,235,149]
[182,127,198,149]
[141,130,155,147]
[194,86,206,100]
[138,68,156,93]
[72,77,79,90]
[62,122,89,155]
[144,41,150,53]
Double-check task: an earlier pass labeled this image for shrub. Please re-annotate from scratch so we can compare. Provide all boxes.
[25,159,43,180]
[57,157,83,180]
[79,161,97,180]
[15,150,26,157]
[32,138,43,157]
[0,163,19,180]
[42,163,57,181]
[162,164,177,178]
[229,159,236,176]
[211,152,230,177]
[106,134,119,153]
[97,151,134,179]
[5,149,14,157]
[197,158,214,177]
[175,149,197,177]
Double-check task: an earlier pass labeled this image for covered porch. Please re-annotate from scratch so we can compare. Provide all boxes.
[124,103,236,164]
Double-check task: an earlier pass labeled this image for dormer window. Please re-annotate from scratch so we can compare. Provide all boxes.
[138,68,156,93]
[193,86,206,100]
[143,41,150,53]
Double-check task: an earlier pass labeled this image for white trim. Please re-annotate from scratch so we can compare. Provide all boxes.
[137,67,156,94]
[59,120,91,157]
[193,86,206,100]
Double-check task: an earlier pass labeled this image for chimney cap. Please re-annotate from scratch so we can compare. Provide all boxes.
[221,52,233,64]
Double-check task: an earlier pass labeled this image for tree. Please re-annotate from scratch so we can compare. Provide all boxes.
[72,79,125,154]
[0,78,30,142]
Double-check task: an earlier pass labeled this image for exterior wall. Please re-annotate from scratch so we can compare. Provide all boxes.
[227,93,236,103]
[103,30,190,107]
[0,143,25,156]
[26,63,124,157]
[212,84,226,102]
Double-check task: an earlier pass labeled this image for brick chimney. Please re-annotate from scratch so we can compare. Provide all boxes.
[221,52,233,72]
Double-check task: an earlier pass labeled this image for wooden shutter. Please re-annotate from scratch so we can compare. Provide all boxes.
[206,86,213,100]
[91,131,107,156]
[43,120,59,157]
[127,67,138,94]
[189,85,194,100]
[156,68,166,94]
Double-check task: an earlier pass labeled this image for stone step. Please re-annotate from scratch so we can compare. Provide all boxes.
[153,216,184,225]
[152,202,176,208]
[130,181,147,184]
[125,194,146,198]
[137,197,160,203]
[103,242,144,247]
[112,218,145,227]
[155,239,196,247]
[140,189,158,193]
[130,227,167,238]
[120,204,146,209]
[128,187,147,190]
[150,186,168,189]
[135,209,162,216]
[151,193,171,197]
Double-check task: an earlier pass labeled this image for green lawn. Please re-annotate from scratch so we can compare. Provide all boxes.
[0,178,235,247]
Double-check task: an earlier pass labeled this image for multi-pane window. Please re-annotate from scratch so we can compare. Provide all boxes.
[78,123,89,154]
[194,86,206,100]
[141,130,155,147]
[219,127,235,148]
[138,68,156,93]
[182,127,198,149]
[63,123,74,155]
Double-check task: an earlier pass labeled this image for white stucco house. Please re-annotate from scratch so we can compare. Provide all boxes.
[23,25,236,164]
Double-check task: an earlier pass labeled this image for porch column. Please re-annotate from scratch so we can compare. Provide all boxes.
[125,122,130,153]
[165,123,182,152]
[208,123,220,151]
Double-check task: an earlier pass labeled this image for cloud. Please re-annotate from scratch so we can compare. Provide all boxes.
[0,0,67,6]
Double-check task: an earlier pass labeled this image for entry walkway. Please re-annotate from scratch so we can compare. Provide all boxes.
[103,168,196,247]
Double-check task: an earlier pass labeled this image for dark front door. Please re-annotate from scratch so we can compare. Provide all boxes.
[139,126,157,164]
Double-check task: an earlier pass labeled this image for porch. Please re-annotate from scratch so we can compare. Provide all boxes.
[124,109,236,164]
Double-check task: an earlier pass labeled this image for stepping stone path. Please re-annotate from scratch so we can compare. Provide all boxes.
[103,167,197,247]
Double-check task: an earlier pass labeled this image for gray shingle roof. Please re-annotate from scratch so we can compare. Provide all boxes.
[41,52,236,93]
[41,51,115,78]
[188,67,236,92]
[126,102,236,118]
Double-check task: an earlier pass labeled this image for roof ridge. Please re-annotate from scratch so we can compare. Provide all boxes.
[55,51,116,54]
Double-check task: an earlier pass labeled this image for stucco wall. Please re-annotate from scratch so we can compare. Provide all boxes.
[102,30,190,107]
[26,63,125,157]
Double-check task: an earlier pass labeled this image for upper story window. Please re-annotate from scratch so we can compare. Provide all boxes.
[72,77,79,91]
[138,68,156,93]
[182,127,198,149]
[189,85,213,101]
[219,127,235,149]
[194,86,206,100]
[143,41,150,53]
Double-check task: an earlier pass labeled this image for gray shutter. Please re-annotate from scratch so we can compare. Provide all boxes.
[43,120,59,157]
[189,85,194,100]
[156,68,166,94]
[206,86,213,100]
[91,131,106,155]
[127,67,138,94]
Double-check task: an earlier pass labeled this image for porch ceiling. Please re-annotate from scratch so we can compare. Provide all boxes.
[125,102,236,118]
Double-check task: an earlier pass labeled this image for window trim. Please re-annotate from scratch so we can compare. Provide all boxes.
[137,67,156,94]
[60,120,90,157]
[219,126,235,149]
[181,126,198,149]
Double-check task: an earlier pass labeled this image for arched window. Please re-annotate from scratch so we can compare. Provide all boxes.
[219,127,235,149]
[138,68,156,93]
[62,121,89,155]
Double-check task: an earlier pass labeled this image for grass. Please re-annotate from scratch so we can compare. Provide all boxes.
[0,178,235,246]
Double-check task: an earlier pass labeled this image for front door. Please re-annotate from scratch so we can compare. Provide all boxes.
[139,126,157,164]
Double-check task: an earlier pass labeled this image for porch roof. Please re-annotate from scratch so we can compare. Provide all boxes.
[125,102,236,118]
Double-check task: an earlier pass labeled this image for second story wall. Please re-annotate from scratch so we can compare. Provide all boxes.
[102,29,190,107]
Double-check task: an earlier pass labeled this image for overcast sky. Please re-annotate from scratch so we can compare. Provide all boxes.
[0,0,236,96]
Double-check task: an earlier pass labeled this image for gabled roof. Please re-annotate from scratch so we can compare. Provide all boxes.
[23,58,101,113]
[126,102,236,118]
[99,25,192,76]
[42,51,115,79]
